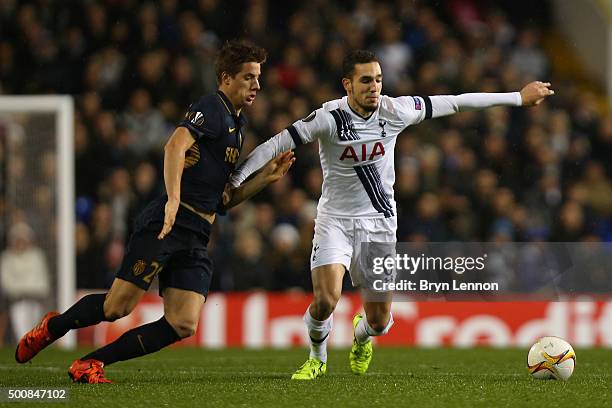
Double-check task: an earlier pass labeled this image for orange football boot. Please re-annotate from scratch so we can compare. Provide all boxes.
[68,359,113,384]
[15,311,60,363]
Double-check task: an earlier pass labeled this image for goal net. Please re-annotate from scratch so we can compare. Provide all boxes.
[0,96,75,348]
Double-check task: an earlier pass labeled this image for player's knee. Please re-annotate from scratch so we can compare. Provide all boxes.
[166,317,198,339]
[103,299,134,322]
[175,324,197,339]
[312,292,340,316]
[103,307,129,322]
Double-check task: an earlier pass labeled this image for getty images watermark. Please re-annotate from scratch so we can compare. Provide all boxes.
[358,242,612,300]
[371,252,497,292]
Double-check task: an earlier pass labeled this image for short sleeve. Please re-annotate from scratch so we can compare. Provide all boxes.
[177,97,222,140]
[390,96,432,127]
[286,109,333,145]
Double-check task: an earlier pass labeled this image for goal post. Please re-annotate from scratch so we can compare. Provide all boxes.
[0,95,75,348]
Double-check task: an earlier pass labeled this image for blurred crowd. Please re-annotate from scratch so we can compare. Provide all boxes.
[0,0,611,328]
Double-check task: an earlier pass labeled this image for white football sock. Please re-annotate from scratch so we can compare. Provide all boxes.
[354,317,374,344]
[303,309,333,362]
[354,313,394,344]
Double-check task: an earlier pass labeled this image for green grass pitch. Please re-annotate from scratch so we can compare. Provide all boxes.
[1,347,610,407]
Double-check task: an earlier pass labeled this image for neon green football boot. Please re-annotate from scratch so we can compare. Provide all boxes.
[291,357,327,380]
[349,314,373,375]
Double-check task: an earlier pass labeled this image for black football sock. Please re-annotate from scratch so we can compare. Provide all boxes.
[81,316,181,365]
[47,293,107,339]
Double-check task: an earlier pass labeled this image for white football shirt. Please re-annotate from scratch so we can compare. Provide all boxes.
[229,91,521,218]
[287,95,430,218]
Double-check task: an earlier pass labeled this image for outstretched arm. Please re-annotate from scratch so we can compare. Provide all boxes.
[428,81,554,118]
[229,130,296,188]
[230,108,329,188]
[223,151,295,209]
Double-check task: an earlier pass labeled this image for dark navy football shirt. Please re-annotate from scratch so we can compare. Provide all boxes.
[137,91,247,235]
[176,90,247,214]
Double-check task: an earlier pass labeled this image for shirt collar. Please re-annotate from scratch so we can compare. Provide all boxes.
[216,90,236,115]
[217,90,247,127]
[343,96,378,122]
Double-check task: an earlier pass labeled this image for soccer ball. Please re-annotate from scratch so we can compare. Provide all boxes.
[527,336,576,380]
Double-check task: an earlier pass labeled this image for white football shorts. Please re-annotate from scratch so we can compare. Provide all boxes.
[310,216,397,287]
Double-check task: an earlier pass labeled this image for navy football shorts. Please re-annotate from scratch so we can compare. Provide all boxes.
[115,221,213,297]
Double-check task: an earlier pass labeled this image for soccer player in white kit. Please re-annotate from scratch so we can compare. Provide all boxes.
[229,50,554,379]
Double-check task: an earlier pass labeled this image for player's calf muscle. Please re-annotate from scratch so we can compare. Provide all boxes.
[310,264,344,317]
[366,317,390,332]
[363,302,392,332]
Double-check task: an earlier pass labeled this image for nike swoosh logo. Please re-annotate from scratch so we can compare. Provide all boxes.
[229,127,236,133]
[137,334,146,352]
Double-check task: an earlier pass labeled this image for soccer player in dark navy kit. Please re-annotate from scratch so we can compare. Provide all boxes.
[15,41,295,383]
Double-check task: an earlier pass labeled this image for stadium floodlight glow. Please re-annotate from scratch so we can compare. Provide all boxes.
[0,95,75,348]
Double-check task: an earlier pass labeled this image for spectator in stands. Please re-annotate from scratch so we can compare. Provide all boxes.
[227,229,270,290]
[122,88,169,157]
[0,222,50,340]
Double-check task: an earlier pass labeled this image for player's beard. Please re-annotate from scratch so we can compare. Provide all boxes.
[357,96,379,113]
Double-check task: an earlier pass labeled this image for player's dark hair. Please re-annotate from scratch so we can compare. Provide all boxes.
[215,40,267,83]
[342,50,379,79]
